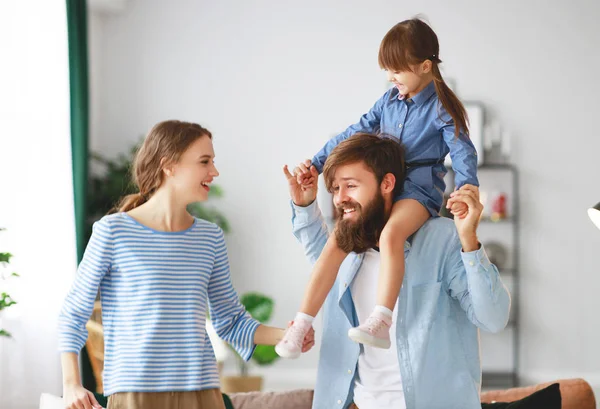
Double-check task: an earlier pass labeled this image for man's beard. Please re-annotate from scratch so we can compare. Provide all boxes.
[334,192,387,254]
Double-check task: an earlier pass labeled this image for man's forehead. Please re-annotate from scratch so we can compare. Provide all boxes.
[332,161,372,181]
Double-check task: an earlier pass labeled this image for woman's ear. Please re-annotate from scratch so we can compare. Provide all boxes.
[380,173,396,195]
[160,157,173,177]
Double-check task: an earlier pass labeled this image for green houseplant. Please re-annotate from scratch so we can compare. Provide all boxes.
[220,292,280,393]
[0,228,18,338]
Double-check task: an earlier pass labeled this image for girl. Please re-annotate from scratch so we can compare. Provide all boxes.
[276,18,478,358]
[58,120,313,409]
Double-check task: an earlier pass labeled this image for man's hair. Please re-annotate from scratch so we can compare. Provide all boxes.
[323,133,406,197]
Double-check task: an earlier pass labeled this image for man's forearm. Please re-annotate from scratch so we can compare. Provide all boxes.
[459,233,480,252]
[294,198,315,208]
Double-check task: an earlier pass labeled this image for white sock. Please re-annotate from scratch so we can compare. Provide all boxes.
[374,305,393,319]
[294,312,314,326]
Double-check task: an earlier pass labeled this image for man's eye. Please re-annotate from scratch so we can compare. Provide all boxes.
[347,184,356,188]
[333,186,340,192]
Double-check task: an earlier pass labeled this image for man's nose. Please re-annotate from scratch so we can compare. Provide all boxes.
[335,188,350,204]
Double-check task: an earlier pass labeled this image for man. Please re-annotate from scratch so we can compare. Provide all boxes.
[283,133,510,409]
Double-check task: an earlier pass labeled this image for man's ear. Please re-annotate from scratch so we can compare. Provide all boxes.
[380,173,396,195]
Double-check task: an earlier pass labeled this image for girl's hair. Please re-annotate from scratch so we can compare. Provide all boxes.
[114,120,212,213]
[378,18,468,138]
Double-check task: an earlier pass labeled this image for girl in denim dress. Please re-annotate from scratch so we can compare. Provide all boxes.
[277,18,479,357]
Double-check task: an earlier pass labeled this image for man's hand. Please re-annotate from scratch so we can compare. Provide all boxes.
[283,159,319,207]
[446,184,482,252]
[288,321,316,353]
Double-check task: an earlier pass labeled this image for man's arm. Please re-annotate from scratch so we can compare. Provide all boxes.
[444,236,511,333]
[444,185,511,333]
[284,164,330,265]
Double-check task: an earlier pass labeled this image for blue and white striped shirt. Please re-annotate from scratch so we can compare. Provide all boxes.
[58,213,259,395]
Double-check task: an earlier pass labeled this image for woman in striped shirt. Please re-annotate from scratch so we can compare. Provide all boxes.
[58,120,314,409]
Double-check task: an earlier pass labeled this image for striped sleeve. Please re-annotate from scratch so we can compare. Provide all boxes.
[57,218,113,353]
[207,226,259,361]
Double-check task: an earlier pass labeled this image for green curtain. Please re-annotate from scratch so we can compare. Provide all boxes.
[66,0,95,392]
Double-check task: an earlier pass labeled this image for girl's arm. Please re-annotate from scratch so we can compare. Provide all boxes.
[312,88,393,173]
[438,107,479,188]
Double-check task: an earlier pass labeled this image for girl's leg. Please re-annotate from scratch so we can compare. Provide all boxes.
[276,233,347,359]
[348,199,429,349]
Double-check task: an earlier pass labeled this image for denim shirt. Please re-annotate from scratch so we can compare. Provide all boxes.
[312,81,479,195]
[291,200,510,409]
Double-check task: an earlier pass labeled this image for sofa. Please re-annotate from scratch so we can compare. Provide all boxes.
[229,378,596,409]
[39,378,596,409]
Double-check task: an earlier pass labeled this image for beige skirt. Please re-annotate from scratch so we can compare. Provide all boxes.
[108,389,226,409]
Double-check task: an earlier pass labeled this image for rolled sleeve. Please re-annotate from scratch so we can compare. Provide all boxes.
[227,316,261,361]
[460,245,492,271]
[291,200,321,228]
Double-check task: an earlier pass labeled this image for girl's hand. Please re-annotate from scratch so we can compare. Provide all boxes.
[447,185,483,252]
[446,185,479,219]
[293,159,317,190]
[63,383,103,409]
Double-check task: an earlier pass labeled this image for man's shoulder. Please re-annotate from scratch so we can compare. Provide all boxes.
[412,217,459,251]
[420,216,457,237]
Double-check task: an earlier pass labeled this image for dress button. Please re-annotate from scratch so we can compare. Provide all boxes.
[469,260,475,266]
[398,123,403,128]
[348,369,352,374]
[337,399,342,404]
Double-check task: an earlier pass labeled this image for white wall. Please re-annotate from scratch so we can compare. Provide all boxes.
[89,0,600,394]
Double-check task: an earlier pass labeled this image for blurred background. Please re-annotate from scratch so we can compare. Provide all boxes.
[1,0,600,408]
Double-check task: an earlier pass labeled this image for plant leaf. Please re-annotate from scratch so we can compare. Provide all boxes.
[252,344,279,365]
[0,329,11,338]
[0,253,13,264]
[240,293,273,323]
[0,293,16,311]
[187,202,230,233]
